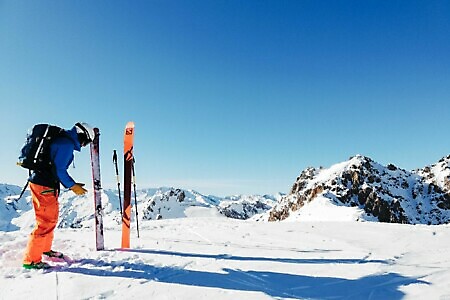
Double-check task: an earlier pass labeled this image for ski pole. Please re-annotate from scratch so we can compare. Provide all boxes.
[113,150,123,216]
[131,157,140,238]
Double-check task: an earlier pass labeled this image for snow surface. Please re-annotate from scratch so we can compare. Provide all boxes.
[2,187,450,299]
[283,196,372,222]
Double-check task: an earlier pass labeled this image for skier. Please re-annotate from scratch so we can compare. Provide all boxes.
[22,122,95,269]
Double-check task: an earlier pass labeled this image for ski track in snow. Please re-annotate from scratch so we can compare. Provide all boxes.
[1,218,449,299]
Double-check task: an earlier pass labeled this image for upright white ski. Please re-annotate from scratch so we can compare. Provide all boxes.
[90,127,104,250]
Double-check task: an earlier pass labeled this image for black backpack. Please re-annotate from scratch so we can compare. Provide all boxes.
[16,124,65,199]
[17,124,65,171]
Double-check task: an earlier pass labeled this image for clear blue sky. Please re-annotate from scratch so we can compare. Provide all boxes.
[1,1,449,196]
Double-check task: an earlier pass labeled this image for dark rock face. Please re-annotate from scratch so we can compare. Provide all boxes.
[269,155,450,224]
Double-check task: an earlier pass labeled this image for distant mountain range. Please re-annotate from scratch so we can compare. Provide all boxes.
[0,184,280,231]
[2,154,450,231]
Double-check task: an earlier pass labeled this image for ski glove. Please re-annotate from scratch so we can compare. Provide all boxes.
[70,183,87,195]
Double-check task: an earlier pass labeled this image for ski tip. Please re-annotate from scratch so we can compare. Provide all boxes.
[125,121,135,128]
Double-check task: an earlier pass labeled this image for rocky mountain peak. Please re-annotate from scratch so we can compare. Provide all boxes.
[269,155,450,224]
[416,155,450,192]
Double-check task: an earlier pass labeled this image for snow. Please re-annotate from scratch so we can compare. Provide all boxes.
[2,185,450,299]
[2,218,450,299]
[184,206,224,218]
[284,196,370,222]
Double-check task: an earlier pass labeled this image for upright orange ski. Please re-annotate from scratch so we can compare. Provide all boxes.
[121,121,135,248]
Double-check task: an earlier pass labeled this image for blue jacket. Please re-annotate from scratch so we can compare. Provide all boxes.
[29,126,81,189]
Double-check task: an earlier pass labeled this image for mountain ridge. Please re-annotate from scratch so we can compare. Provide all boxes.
[266,154,450,224]
[2,154,450,230]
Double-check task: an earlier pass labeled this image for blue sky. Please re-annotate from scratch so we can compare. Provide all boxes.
[1,1,450,196]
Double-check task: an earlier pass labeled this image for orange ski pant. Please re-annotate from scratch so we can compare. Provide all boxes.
[23,183,59,264]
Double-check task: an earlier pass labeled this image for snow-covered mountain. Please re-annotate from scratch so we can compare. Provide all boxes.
[266,155,450,224]
[3,154,450,230]
[416,154,450,192]
[1,185,277,231]
[218,194,283,219]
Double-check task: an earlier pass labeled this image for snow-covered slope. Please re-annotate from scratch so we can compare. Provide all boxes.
[266,155,450,224]
[1,217,449,299]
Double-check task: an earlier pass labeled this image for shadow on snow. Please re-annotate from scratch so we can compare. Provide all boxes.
[61,250,427,299]
[118,248,390,265]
